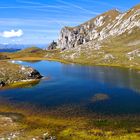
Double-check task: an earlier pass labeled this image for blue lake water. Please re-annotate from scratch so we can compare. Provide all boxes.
[0,49,21,52]
[0,61,140,116]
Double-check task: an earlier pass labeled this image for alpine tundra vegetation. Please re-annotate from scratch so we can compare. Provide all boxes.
[0,1,140,140]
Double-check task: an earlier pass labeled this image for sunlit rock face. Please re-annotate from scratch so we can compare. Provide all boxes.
[57,4,140,50]
[47,41,57,50]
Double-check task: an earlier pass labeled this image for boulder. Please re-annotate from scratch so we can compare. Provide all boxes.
[28,69,43,79]
[0,81,5,87]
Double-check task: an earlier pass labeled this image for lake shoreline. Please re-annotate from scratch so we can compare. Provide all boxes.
[0,79,41,89]
[4,56,140,71]
[1,57,140,89]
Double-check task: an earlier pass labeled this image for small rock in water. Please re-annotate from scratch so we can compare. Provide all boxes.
[28,69,43,79]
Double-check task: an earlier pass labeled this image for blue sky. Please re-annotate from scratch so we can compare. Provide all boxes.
[0,0,139,45]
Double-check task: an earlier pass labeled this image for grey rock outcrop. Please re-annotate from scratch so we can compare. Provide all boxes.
[47,41,57,50]
[28,68,43,79]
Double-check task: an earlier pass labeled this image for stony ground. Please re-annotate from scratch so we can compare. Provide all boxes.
[0,61,42,87]
[0,114,56,140]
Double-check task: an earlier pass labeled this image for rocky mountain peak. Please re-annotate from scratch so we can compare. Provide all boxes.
[57,4,140,50]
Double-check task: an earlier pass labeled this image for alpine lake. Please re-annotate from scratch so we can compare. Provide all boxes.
[0,60,140,139]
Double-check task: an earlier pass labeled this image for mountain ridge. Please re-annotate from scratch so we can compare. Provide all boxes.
[56,4,140,50]
[43,4,140,69]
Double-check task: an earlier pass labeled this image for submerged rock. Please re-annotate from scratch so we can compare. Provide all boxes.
[91,93,110,102]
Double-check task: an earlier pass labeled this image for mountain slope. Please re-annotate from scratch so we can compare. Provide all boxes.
[47,4,140,69]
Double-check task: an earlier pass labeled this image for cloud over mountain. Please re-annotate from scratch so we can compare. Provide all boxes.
[0,29,23,38]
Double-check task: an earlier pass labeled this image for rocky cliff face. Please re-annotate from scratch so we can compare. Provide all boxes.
[57,5,140,50]
[47,41,57,50]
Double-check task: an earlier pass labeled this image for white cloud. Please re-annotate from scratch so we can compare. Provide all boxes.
[0,29,23,38]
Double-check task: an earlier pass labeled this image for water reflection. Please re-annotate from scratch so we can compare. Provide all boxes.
[62,64,140,94]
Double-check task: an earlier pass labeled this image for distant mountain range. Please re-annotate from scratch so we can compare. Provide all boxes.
[0,44,26,49]
[0,48,21,53]
[0,44,48,52]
